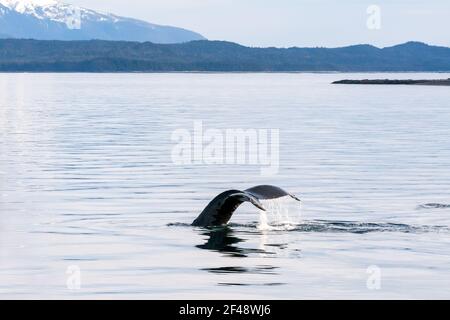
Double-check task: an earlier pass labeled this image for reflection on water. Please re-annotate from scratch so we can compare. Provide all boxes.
[218,282,286,287]
[196,227,285,286]
[202,266,278,275]
[191,219,449,287]
[196,227,267,258]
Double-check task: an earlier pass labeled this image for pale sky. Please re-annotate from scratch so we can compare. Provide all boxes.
[69,0,450,48]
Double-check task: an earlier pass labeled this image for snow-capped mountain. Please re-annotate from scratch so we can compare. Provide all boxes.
[0,0,205,43]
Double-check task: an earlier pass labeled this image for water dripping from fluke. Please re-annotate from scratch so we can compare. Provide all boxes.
[258,196,302,231]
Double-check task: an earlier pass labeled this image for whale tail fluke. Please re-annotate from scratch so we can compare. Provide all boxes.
[192,185,300,227]
[244,185,301,202]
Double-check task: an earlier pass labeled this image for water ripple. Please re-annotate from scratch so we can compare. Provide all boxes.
[169,220,449,234]
[417,203,450,209]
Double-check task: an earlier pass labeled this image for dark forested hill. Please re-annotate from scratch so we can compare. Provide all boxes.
[0,39,449,72]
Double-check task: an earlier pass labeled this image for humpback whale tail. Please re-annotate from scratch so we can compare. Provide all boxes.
[192,185,300,227]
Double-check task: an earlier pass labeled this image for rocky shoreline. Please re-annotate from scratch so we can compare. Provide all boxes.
[333,79,450,86]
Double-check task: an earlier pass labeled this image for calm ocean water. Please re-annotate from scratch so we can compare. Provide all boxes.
[1,73,450,299]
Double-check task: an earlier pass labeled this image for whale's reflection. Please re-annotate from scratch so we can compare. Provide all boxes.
[202,266,279,275]
[196,226,268,258]
[196,227,283,286]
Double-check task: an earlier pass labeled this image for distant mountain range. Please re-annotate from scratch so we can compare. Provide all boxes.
[0,1,448,73]
[0,39,449,72]
[0,0,205,43]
